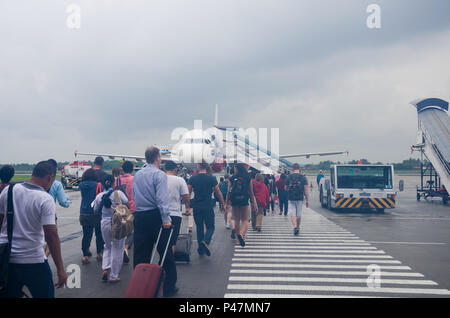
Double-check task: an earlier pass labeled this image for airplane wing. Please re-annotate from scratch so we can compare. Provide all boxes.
[74,149,172,163]
[280,151,349,159]
[217,126,348,174]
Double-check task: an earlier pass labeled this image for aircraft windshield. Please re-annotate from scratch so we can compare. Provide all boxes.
[183,138,211,144]
[336,166,393,189]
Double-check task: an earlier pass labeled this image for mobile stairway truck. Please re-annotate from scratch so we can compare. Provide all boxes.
[319,164,404,212]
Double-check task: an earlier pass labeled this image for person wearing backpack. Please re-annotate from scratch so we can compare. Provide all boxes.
[285,163,309,236]
[226,163,257,247]
[92,174,129,283]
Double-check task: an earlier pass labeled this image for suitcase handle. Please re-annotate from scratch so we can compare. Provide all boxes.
[150,226,174,266]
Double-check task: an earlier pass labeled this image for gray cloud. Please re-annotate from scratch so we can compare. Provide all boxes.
[1,0,449,163]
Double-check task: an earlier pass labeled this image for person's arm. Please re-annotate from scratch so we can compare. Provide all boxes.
[304,185,309,207]
[0,190,5,232]
[181,180,191,215]
[55,182,71,208]
[214,185,225,211]
[41,198,67,288]
[44,225,67,288]
[155,172,171,228]
[225,181,231,207]
[249,179,257,211]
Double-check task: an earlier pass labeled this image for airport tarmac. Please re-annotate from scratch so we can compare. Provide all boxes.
[48,175,450,298]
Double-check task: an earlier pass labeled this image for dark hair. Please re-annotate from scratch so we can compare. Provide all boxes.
[102,174,115,190]
[47,159,58,168]
[165,160,177,171]
[145,147,160,164]
[234,163,248,177]
[0,165,15,184]
[292,163,300,170]
[32,161,56,178]
[122,161,134,174]
[82,168,98,182]
[111,166,123,177]
[198,161,210,171]
[220,177,224,182]
[94,156,104,166]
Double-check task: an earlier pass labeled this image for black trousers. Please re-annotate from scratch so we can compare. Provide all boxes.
[279,190,289,215]
[80,214,104,256]
[133,210,177,292]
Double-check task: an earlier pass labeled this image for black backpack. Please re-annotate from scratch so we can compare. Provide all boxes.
[230,176,248,205]
[288,174,305,201]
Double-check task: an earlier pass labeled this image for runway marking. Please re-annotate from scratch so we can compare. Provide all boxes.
[224,207,450,298]
[368,241,447,245]
[228,277,437,285]
[229,269,424,277]
[232,258,403,264]
[224,294,389,298]
[233,253,394,258]
[226,284,450,295]
[233,249,386,254]
[237,245,377,249]
[231,263,411,270]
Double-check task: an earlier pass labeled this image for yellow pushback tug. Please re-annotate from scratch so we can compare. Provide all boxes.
[318,164,404,212]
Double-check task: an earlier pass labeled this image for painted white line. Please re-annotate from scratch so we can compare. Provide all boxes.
[368,241,447,245]
[232,258,402,264]
[231,263,410,270]
[233,253,393,258]
[245,236,361,239]
[229,270,424,277]
[244,240,367,243]
[228,276,437,285]
[224,293,389,298]
[237,245,377,250]
[234,249,386,254]
[226,284,450,295]
[240,242,372,246]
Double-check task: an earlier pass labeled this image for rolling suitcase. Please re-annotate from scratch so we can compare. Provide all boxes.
[124,227,173,298]
[174,215,192,264]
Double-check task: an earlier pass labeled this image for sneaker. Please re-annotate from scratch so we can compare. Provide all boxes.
[231,229,236,240]
[123,249,130,264]
[294,228,299,236]
[257,227,261,232]
[225,223,231,230]
[237,234,245,247]
[109,278,121,283]
[201,241,211,257]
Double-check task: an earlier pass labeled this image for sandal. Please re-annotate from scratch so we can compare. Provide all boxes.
[82,256,89,265]
[97,253,103,262]
[101,269,109,282]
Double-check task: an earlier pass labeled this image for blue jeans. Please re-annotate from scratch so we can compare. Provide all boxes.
[193,206,215,247]
[6,260,54,298]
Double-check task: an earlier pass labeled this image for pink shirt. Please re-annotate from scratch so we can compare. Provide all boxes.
[115,174,135,213]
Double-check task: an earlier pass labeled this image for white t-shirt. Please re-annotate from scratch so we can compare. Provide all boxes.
[167,175,189,218]
[0,183,56,264]
[92,190,128,218]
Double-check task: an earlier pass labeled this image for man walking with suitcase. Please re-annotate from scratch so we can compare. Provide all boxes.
[132,147,178,297]
[164,161,190,253]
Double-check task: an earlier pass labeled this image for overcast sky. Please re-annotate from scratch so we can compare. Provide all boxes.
[1,0,450,164]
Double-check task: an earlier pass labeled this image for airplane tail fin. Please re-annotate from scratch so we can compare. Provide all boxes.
[214,104,219,126]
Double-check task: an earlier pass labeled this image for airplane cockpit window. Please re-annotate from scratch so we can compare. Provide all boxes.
[183,138,211,144]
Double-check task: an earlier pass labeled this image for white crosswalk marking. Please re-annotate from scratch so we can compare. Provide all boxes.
[224,207,450,298]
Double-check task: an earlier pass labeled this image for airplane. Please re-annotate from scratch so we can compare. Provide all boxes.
[75,105,349,174]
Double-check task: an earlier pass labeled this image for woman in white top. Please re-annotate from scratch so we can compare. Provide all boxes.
[93,174,129,283]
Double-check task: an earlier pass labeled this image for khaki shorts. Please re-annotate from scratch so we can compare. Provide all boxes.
[288,200,303,218]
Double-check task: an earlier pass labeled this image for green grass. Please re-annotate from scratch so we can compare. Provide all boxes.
[11,175,31,182]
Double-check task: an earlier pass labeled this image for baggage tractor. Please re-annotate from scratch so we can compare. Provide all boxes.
[124,227,173,298]
[174,215,192,264]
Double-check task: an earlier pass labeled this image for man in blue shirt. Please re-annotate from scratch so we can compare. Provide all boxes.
[132,147,177,297]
